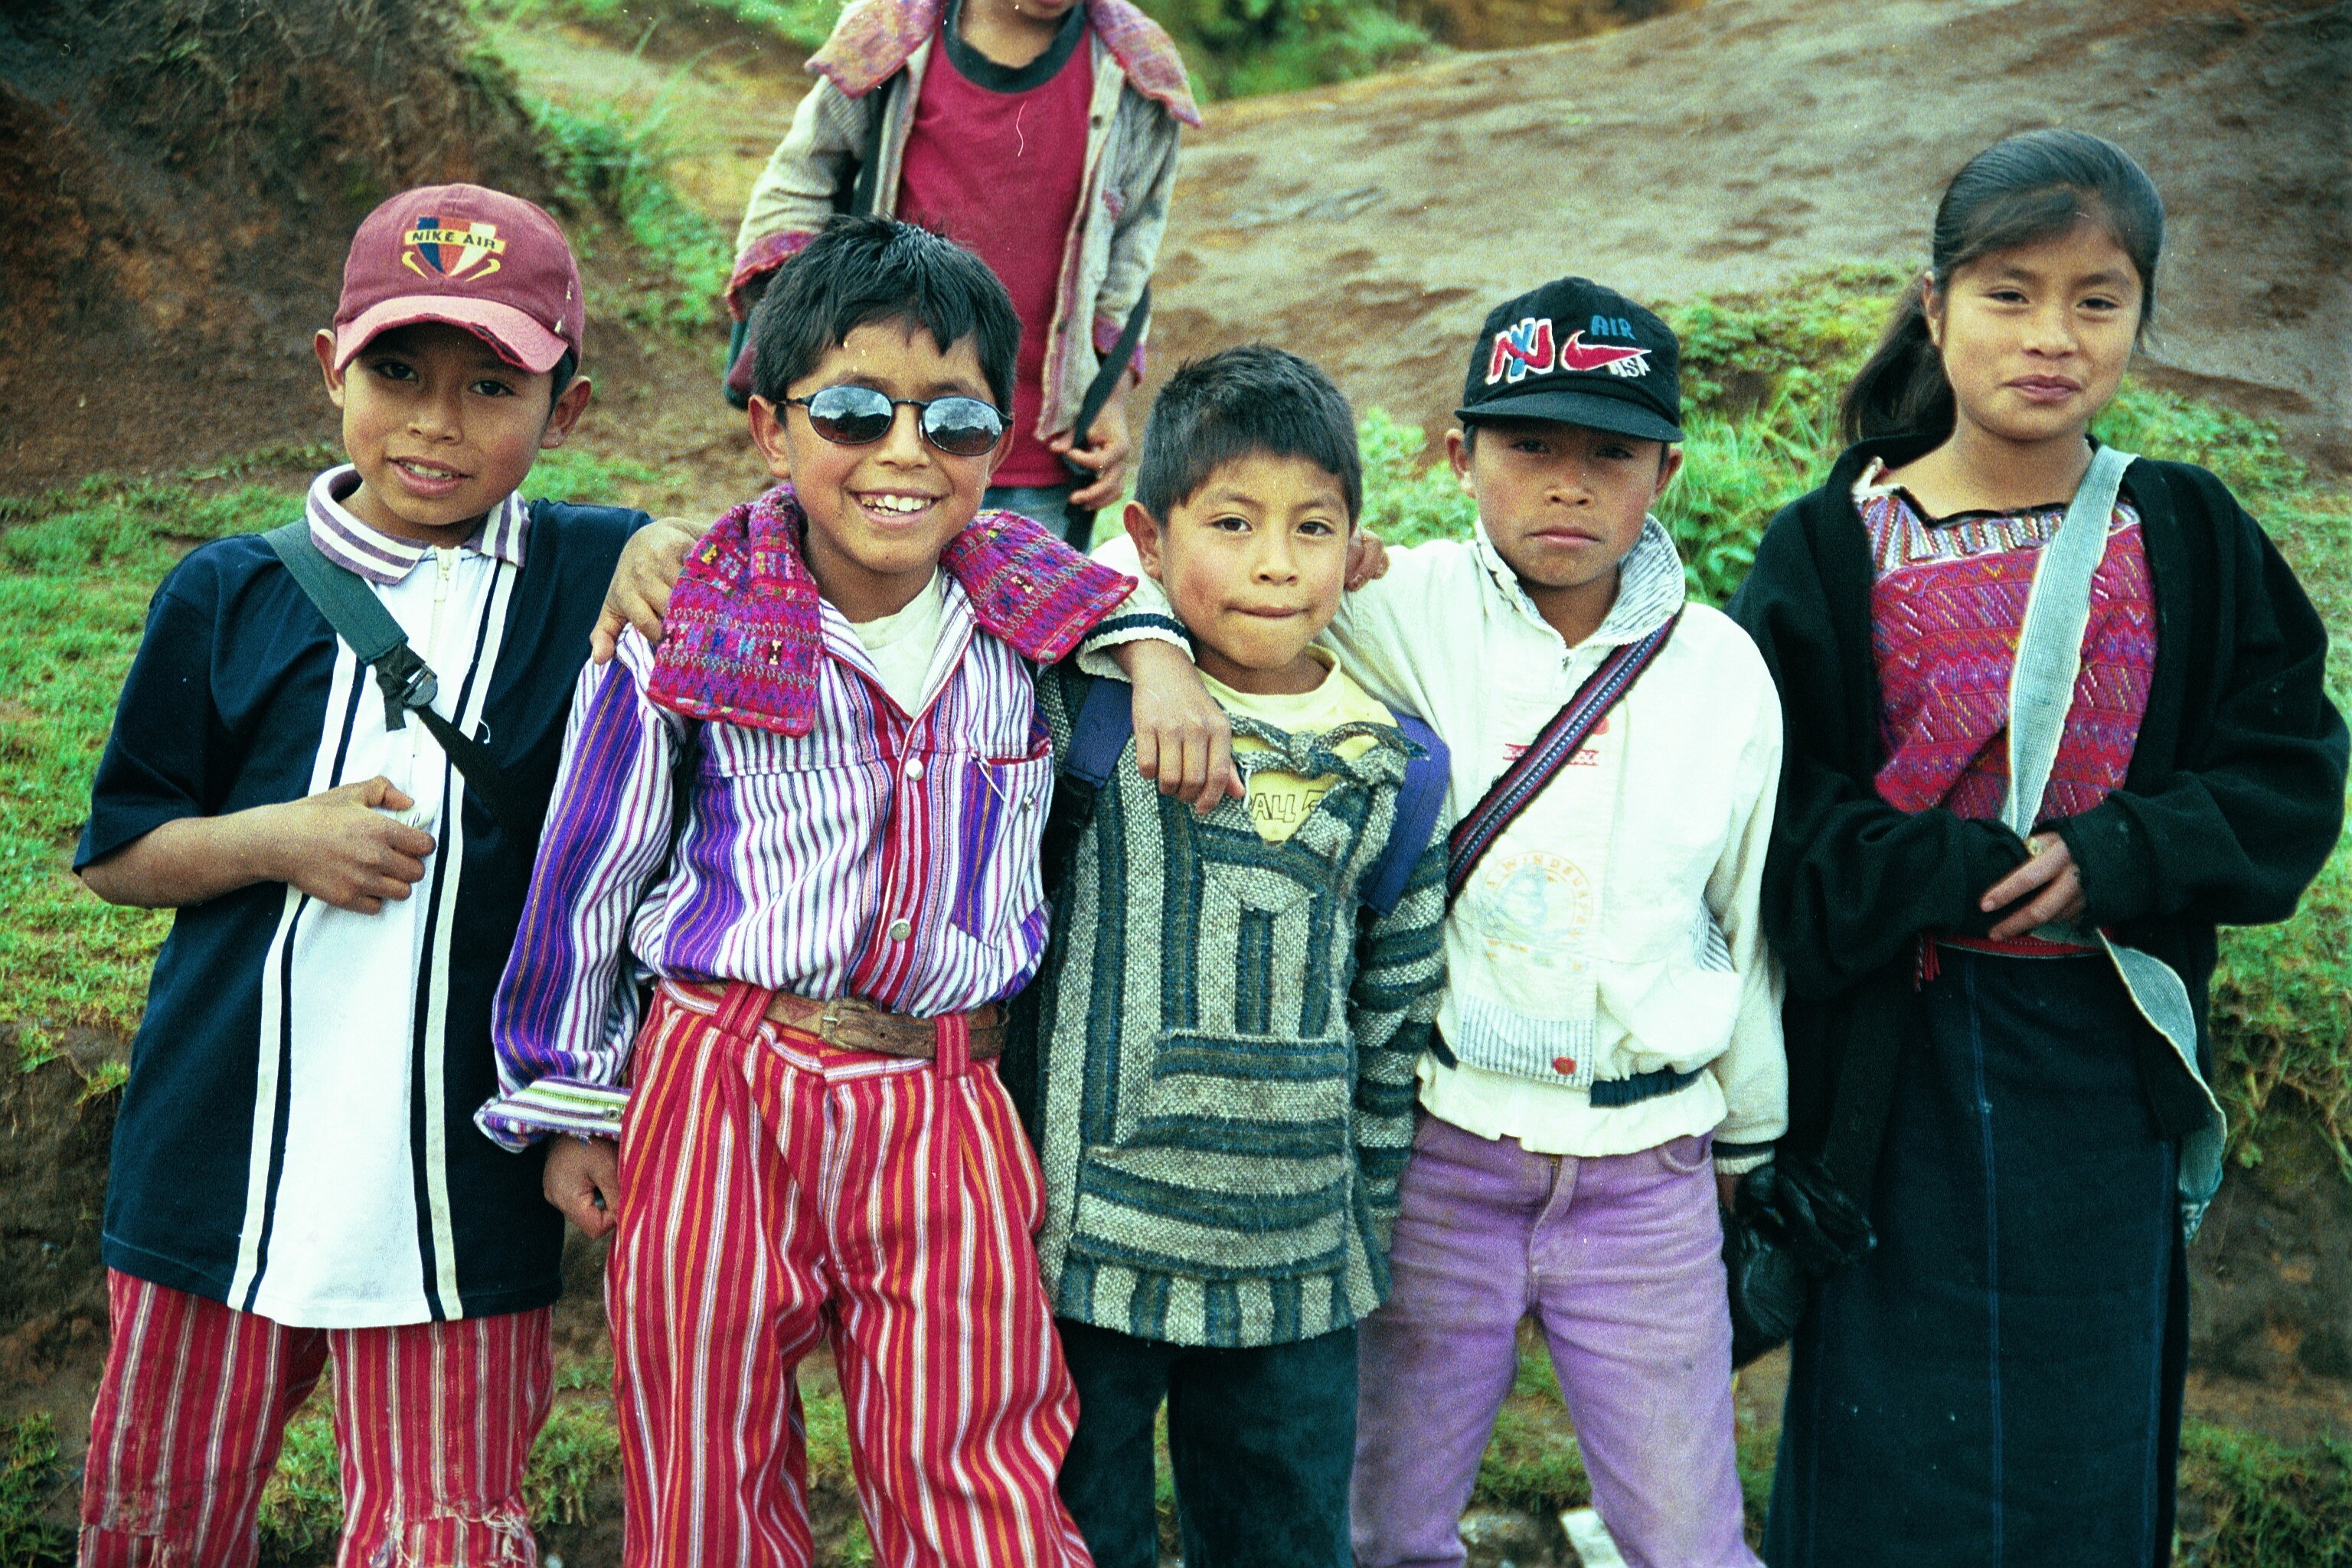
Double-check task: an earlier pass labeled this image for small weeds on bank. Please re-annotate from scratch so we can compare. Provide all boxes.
[533,92,736,336]
[0,1415,71,1568]
[2176,1419,2352,1566]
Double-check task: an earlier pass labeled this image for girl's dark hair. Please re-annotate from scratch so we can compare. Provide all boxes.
[1133,345,1363,524]
[1841,130,2164,446]
[748,215,1020,412]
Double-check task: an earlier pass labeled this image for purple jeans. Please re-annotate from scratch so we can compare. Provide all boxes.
[1352,1116,1757,1568]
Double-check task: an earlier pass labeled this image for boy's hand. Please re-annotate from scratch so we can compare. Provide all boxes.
[1051,377,1135,511]
[1119,640,1243,815]
[593,514,708,663]
[544,1135,622,1240]
[273,776,436,913]
[1347,529,1392,591]
[1980,830,2086,939]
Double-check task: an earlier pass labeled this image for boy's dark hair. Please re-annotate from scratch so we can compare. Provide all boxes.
[1843,129,2164,446]
[1134,346,1362,524]
[747,215,1020,412]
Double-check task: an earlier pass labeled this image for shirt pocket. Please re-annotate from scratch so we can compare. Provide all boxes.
[946,740,1054,945]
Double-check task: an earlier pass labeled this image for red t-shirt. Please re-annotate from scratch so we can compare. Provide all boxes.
[897,0,1094,487]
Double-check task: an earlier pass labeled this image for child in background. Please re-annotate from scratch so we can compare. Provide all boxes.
[729,0,1198,544]
[74,185,637,1566]
[1731,129,2347,1566]
[1009,346,1450,1568]
[1089,279,1785,1568]
[480,216,1135,1568]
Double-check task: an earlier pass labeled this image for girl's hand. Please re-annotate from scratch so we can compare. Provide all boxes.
[593,515,708,663]
[1979,830,2086,939]
[1347,530,1391,591]
[544,1134,621,1240]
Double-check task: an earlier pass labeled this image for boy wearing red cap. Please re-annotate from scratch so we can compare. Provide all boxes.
[74,185,638,1568]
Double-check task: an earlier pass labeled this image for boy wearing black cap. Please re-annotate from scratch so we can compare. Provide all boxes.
[1086,279,1782,1568]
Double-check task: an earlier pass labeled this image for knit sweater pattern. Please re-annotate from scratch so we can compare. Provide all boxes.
[1014,669,1448,1348]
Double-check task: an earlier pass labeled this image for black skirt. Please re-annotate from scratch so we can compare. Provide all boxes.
[1763,948,2187,1568]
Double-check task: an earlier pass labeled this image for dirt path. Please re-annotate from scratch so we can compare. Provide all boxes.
[1147,0,2350,465]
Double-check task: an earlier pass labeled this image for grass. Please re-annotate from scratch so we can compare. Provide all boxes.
[0,1415,72,1568]
[479,0,848,55]
[0,446,664,1065]
[531,90,737,338]
[2175,1420,2352,1566]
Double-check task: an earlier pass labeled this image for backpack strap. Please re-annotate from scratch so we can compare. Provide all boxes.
[263,520,538,851]
[1358,711,1449,920]
[1038,666,1134,899]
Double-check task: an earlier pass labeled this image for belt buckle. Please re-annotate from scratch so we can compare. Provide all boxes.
[818,998,851,1049]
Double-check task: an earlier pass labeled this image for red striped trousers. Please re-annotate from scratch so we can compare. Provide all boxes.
[609,981,1089,1568]
[80,1271,553,1567]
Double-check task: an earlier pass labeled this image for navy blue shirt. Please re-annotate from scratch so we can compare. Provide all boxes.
[79,483,645,1325]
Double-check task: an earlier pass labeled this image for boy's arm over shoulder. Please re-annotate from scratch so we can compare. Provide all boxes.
[1684,604,1787,1172]
[1314,535,1479,724]
[479,629,684,1152]
[1348,825,1449,1249]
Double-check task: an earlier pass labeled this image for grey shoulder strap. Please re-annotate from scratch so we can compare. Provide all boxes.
[2001,443,2133,837]
[1998,448,2226,1236]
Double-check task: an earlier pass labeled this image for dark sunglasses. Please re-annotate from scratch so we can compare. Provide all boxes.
[784,384,1008,457]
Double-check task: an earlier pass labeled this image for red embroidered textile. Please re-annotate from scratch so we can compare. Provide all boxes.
[645,485,1132,736]
[1861,467,2154,824]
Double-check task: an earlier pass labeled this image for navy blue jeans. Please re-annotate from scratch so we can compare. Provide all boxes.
[1056,1318,1357,1568]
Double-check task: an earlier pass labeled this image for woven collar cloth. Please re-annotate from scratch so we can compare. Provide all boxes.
[808,0,1201,126]
[645,484,1134,735]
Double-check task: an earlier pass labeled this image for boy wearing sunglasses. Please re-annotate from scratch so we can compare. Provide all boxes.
[480,216,1135,1566]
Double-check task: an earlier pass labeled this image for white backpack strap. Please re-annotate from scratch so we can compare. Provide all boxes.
[2002,443,2135,838]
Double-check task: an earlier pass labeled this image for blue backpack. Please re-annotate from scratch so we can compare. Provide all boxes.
[1040,667,1451,920]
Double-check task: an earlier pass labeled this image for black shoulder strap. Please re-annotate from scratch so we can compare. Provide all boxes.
[1057,284,1153,541]
[264,521,538,852]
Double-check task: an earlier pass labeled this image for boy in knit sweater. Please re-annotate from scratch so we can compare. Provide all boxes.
[1006,347,1450,1568]
[1088,283,1785,1568]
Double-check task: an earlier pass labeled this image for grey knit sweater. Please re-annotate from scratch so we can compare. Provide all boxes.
[1006,666,1449,1349]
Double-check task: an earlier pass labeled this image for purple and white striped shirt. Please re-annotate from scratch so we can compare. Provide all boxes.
[477,578,1062,1148]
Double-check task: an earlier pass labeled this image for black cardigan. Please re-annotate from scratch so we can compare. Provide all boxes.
[1727,434,2347,1165]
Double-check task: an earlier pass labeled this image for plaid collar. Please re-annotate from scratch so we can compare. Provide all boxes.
[305,465,530,586]
[1473,513,1687,648]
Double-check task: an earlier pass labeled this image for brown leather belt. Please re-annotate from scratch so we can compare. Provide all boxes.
[760,991,1007,1061]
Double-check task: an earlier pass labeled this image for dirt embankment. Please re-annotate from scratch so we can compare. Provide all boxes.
[0,0,550,493]
[1148,0,2351,468]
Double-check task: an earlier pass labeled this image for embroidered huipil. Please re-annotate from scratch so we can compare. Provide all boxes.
[479,488,1130,1147]
[1858,458,2156,822]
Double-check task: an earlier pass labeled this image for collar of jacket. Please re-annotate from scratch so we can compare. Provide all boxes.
[808,0,1202,126]
[1471,514,1688,648]
[645,484,1134,735]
